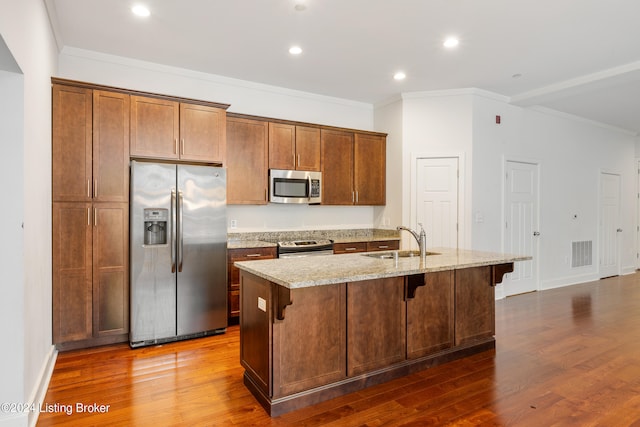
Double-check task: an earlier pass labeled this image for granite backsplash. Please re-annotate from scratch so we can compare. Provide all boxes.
[228,228,400,244]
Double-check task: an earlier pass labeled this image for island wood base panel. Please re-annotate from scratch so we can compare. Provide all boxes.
[244,337,495,417]
[239,264,513,417]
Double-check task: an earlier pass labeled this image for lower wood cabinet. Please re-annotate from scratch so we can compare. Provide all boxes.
[454,266,495,346]
[347,277,405,376]
[407,270,454,358]
[239,263,509,415]
[333,239,399,254]
[272,283,346,397]
[52,202,129,350]
[228,247,277,319]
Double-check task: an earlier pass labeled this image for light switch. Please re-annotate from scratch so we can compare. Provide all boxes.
[257,297,266,312]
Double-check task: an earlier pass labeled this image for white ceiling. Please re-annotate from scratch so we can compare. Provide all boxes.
[46,0,640,134]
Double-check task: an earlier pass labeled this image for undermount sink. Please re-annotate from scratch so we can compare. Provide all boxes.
[363,250,440,259]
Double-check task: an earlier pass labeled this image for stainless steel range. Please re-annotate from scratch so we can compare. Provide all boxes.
[277,239,334,258]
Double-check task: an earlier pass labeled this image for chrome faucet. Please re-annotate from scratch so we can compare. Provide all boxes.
[397,223,427,259]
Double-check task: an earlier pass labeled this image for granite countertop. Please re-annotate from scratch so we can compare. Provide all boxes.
[227,240,277,250]
[234,248,531,289]
[227,229,400,249]
[331,236,399,244]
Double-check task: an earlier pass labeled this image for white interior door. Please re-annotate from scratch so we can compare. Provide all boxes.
[599,172,621,278]
[416,157,459,249]
[504,161,539,296]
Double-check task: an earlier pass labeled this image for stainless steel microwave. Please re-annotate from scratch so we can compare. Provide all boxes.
[269,169,321,204]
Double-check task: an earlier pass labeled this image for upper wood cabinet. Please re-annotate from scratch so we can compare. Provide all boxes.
[269,123,320,171]
[180,103,226,163]
[52,85,93,202]
[320,129,354,205]
[321,129,386,205]
[226,116,269,204]
[130,95,226,163]
[52,85,130,203]
[130,96,179,160]
[354,133,386,205]
[93,90,130,202]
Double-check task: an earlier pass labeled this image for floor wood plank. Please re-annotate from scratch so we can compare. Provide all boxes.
[38,273,640,426]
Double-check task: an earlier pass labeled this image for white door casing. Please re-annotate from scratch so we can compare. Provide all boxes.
[599,171,621,278]
[503,160,540,296]
[415,157,459,249]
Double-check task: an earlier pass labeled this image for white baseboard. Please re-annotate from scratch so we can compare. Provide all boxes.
[0,346,56,427]
[0,412,27,427]
[27,346,57,427]
[540,272,600,290]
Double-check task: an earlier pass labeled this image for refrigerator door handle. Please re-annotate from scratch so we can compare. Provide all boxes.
[171,189,177,273]
[178,190,184,273]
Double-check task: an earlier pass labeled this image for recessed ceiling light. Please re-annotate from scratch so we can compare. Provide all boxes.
[131,4,150,17]
[393,72,406,81]
[443,37,459,48]
[289,46,303,55]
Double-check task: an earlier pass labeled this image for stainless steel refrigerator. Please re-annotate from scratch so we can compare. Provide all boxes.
[130,161,227,347]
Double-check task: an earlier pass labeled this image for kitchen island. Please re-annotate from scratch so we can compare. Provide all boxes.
[235,248,529,416]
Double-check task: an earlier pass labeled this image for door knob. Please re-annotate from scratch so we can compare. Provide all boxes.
[533,231,540,236]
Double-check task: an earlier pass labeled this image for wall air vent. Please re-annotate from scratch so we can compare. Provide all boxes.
[571,240,593,268]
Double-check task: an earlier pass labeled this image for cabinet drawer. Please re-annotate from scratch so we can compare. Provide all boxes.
[229,247,277,262]
[366,240,399,252]
[333,242,367,254]
[227,246,276,318]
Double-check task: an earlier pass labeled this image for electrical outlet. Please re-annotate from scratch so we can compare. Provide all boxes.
[230,219,237,229]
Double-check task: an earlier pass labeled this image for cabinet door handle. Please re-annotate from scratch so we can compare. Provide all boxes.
[181,139,185,155]
[94,208,97,227]
[174,138,178,154]
[355,191,359,203]
[345,247,358,251]
[94,180,98,198]
[246,254,262,258]
[378,245,389,249]
[87,179,91,198]
[297,154,300,167]
[87,208,91,226]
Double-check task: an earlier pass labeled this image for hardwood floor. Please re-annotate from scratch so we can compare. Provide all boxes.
[38,273,640,426]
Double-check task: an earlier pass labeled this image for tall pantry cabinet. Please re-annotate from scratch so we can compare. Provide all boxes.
[52,84,130,350]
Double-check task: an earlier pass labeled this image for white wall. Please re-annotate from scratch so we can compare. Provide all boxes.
[0,0,58,426]
[58,48,382,232]
[0,63,25,427]
[373,97,403,230]
[513,108,636,289]
[379,89,636,294]
[396,90,474,249]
